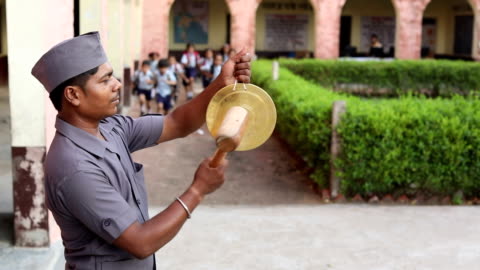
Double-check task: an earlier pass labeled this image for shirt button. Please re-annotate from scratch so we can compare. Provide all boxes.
[136,199,141,205]
[103,219,112,227]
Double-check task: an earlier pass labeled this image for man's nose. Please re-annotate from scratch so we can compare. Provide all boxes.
[113,78,122,91]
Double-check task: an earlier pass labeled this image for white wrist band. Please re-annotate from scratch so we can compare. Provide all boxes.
[175,197,192,219]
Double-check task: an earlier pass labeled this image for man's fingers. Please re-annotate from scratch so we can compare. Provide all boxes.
[231,48,251,63]
[234,62,251,71]
[234,69,251,78]
[217,159,229,172]
[234,48,247,59]
[236,75,251,83]
[238,54,251,63]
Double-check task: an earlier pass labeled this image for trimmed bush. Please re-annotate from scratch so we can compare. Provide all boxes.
[281,59,480,97]
[252,60,480,198]
[338,96,480,198]
[252,60,354,185]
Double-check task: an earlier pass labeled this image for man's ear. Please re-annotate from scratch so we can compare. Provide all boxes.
[64,86,83,107]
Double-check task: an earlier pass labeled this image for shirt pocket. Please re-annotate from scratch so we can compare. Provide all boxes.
[132,162,150,220]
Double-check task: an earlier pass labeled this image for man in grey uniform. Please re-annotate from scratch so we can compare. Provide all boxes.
[31,32,251,269]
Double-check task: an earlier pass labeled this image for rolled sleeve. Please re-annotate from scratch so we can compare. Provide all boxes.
[59,170,139,244]
[109,114,164,152]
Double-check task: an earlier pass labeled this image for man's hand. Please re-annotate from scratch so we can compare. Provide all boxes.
[218,49,252,85]
[190,158,229,198]
[156,49,251,144]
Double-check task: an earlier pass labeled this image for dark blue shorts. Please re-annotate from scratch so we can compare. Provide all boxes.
[156,94,172,111]
[185,67,197,78]
[137,89,152,101]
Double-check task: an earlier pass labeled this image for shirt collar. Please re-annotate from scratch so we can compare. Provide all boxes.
[55,116,108,158]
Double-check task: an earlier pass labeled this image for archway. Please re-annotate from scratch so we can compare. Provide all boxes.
[341,0,396,57]
[425,0,474,59]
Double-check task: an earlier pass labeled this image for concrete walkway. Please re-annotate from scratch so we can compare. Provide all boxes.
[152,205,480,270]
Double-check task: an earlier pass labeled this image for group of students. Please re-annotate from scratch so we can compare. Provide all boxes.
[133,43,236,115]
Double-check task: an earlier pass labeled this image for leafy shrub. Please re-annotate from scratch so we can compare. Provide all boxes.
[252,60,355,185]
[253,60,480,198]
[282,59,480,97]
[338,96,480,198]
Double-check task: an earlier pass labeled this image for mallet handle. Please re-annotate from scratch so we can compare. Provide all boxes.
[209,149,227,168]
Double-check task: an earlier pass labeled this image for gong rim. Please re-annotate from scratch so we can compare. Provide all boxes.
[206,83,277,151]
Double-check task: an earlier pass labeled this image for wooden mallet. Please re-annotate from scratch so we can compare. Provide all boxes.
[209,106,249,168]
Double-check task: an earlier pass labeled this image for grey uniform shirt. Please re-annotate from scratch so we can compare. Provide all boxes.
[45,114,164,270]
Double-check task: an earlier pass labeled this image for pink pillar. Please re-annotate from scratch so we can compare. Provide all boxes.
[309,0,347,59]
[225,0,262,54]
[468,0,480,60]
[141,0,174,60]
[391,0,431,59]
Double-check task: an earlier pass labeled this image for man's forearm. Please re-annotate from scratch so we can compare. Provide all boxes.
[139,186,202,256]
[113,186,203,259]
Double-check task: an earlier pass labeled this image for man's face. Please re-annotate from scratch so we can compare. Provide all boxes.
[142,64,150,72]
[76,63,121,120]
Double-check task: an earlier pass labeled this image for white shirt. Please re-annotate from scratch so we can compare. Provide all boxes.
[212,65,222,81]
[169,63,184,75]
[181,52,199,68]
[133,70,155,90]
[154,70,176,97]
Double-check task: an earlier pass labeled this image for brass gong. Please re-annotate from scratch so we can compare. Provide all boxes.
[206,83,277,151]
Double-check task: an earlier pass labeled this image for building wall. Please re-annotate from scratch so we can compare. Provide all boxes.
[134,0,143,60]
[165,0,474,57]
[106,0,125,77]
[81,0,141,82]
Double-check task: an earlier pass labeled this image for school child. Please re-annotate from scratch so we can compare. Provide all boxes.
[154,59,177,114]
[168,55,187,103]
[209,54,224,81]
[133,60,155,115]
[200,49,214,87]
[220,43,231,63]
[180,43,201,100]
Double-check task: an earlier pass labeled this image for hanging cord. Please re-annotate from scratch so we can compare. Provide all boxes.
[233,80,247,91]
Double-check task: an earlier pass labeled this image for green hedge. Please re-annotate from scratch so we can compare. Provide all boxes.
[252,60,480,198]
[281,59,480,97]
[252,60,353,184]
[338,96,480,198]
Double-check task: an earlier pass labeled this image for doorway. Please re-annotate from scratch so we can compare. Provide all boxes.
[454,15,473,55]
[340,16,352,56]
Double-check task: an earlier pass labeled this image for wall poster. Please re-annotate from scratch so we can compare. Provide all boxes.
[265,14,309,51]
[173,0,209,44]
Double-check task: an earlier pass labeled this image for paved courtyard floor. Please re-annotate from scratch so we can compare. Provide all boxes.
[152,205,480,270]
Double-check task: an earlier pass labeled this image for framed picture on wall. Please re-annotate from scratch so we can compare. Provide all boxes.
[173,0,209,44]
